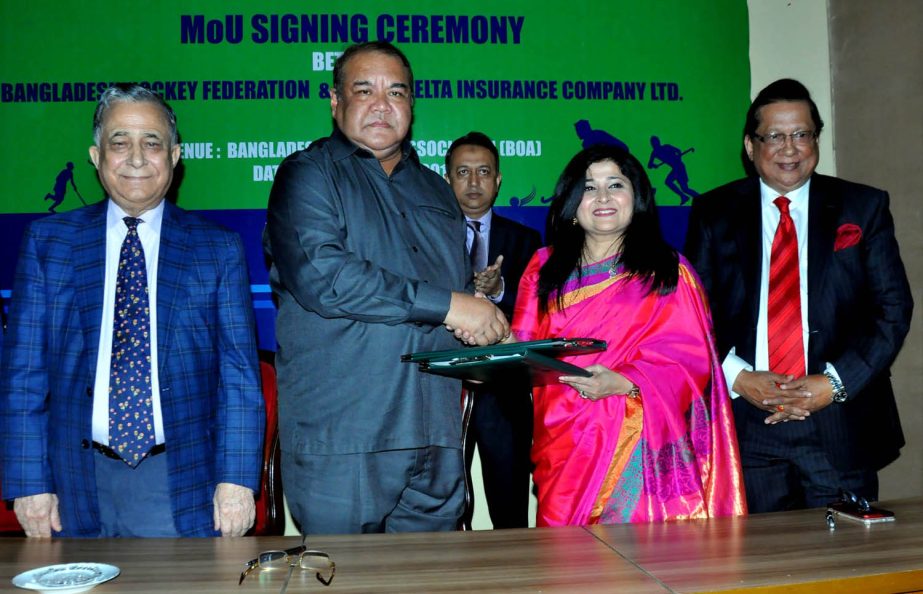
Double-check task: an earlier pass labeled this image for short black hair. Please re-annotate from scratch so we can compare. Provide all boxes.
[332,41,414,99]
[744,78,824,138]
[445,131,500,174]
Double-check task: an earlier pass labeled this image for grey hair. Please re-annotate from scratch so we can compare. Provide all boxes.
[92,84,178,146]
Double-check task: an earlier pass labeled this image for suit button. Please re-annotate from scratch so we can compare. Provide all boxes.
[81,439,90,449]
[86,387,93,397]
[412,246,419,252]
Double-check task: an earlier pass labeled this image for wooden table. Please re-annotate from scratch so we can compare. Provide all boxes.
[3,499,923,593]
[589,497,923,593]
[2,527,663,593]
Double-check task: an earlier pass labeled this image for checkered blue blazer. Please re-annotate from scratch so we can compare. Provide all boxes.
[0,200,264,536]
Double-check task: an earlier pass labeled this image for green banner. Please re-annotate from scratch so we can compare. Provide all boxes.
[1,1,749,215]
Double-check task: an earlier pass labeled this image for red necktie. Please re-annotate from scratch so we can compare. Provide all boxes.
[767,196,805,378]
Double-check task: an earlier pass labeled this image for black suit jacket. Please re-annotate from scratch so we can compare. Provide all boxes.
[487,213,543,321]
[684,174,912,471]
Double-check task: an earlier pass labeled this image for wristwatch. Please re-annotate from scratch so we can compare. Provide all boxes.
[823,370,848,403]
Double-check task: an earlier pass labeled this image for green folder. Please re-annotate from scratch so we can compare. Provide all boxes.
[401,338,606,385]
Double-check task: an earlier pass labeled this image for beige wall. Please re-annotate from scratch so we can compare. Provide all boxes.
[827,0,923,499]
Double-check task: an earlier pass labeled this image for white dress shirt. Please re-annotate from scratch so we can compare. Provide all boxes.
[466,210,504,303]
[723,179,824,397]
[92,200,166,444]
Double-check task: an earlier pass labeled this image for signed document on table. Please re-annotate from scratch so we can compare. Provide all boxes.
[402,338,606,384]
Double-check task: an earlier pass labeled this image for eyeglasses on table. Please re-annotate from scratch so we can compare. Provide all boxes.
[238,543,335,586]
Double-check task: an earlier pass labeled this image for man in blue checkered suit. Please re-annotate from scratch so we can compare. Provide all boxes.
[0,84,264,537]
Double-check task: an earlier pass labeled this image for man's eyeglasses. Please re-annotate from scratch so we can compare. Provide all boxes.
[751,130,817,147]
[238,544,335,586]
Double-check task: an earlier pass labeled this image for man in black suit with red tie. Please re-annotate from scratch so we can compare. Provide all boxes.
[685,79,913,513]
[445,131,542,528]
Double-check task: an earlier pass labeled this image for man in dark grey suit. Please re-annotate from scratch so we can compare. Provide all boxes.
[685,79,912,512]
[266,42,509,534]
[445,131,542,528]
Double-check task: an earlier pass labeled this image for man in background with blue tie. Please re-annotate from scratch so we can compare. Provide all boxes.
[0,84,264,537]
[445,131,542,528]
[685,79,912,512]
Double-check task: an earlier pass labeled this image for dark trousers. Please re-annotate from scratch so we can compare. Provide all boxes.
[462,383,533,529]
[741,433,879,513]
[94,448,179,537]
[283,446,465,534]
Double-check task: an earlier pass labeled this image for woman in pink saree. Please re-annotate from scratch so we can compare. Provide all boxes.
[510,145,746,525]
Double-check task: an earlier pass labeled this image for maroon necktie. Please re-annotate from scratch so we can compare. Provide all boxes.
[767,197,805,378]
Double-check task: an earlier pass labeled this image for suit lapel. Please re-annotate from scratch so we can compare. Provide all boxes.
[156,202,191,370]
[73,202,108,375]
[734,179,763,327]
[487,215,507,263]
[807,175,839,329]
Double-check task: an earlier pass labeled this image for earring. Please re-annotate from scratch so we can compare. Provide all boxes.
[572,217,578,225]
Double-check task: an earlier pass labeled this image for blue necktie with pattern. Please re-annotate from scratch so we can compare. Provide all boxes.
[108,216,155,467]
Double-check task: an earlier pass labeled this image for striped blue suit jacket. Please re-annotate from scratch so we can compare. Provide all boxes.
[0,200,264,536]
[685,174,912,472]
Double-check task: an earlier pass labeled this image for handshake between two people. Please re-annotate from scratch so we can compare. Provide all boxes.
[443,291,512,346]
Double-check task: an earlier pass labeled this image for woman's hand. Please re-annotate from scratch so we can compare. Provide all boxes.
[559,365,636,401]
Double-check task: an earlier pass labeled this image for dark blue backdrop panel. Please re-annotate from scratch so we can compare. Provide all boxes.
[0,205,689,352]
